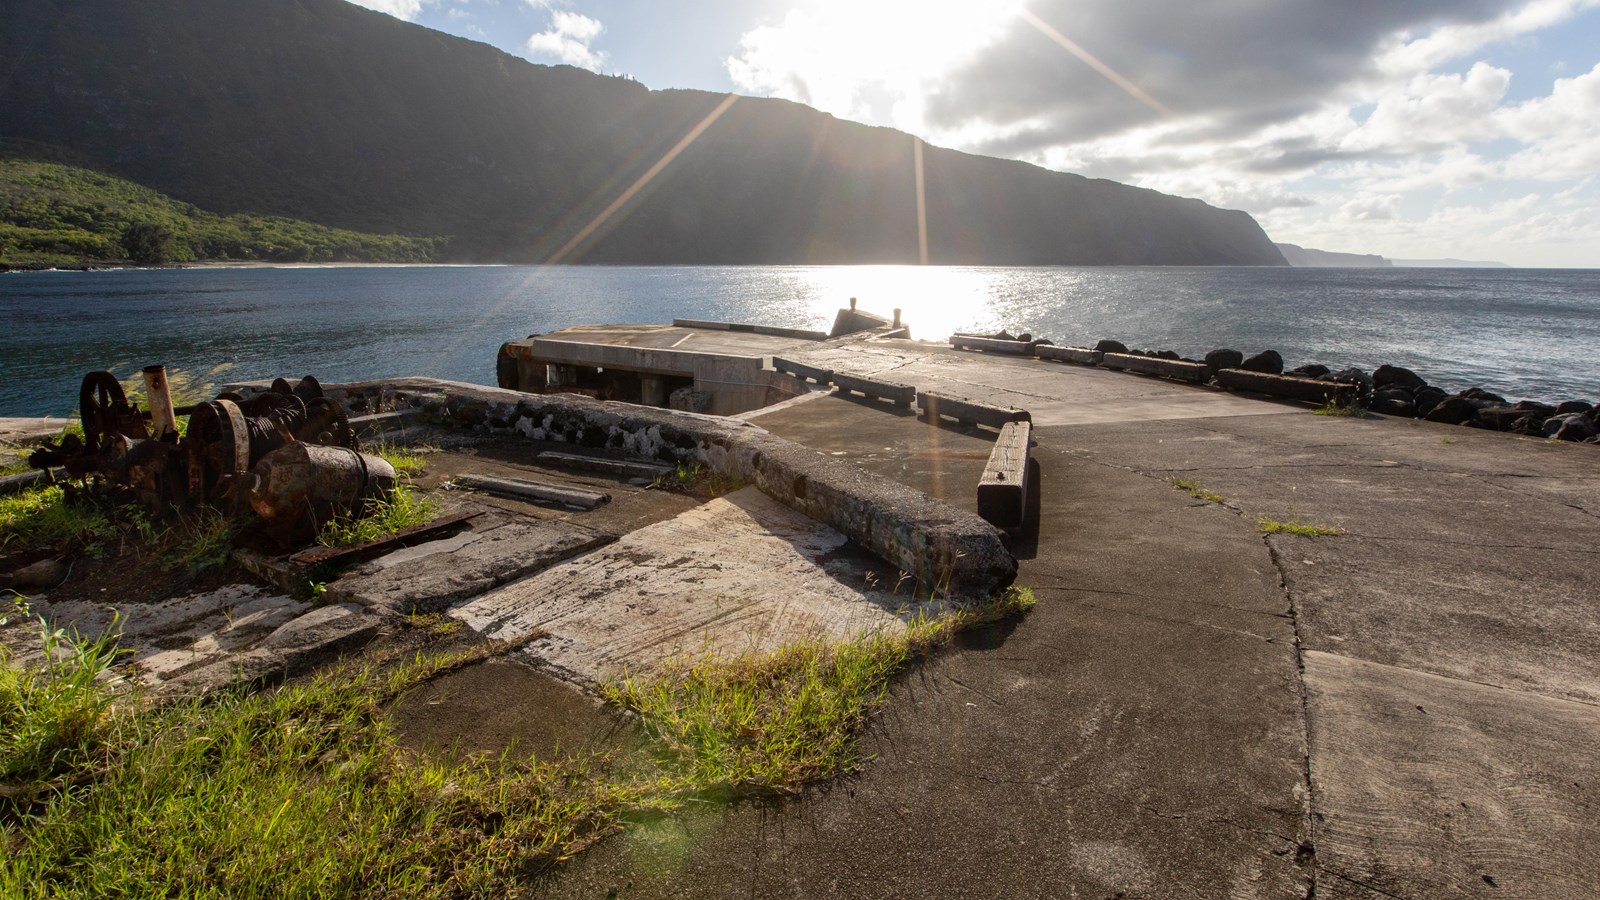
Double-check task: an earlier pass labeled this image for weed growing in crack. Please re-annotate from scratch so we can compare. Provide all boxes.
[1256,516,1345,537]
[1168,477,1227,504]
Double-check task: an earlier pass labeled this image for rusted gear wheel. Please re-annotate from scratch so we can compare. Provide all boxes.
[79,371,145,448]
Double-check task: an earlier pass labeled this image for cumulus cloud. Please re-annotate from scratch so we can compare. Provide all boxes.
[727,0,1600,262]
[526,9,608,71]
[345,0,429,20]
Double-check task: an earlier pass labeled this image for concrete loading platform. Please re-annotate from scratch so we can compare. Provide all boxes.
[6,303,1597,898]
[483,311,1599,899]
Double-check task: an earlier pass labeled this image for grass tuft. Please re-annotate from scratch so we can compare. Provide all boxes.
[1,586,1036,895]
[0,485,116,554]
[1256,516,1345,537]
[603,586,1035,794]
[1168,477,1227,504]
[316,482,441,548]
[1312,398,1369,418]
[370,442,431,478]
[1,600,126,818]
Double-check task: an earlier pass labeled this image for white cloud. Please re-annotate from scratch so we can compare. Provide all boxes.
[525,10,608,71]
[345,0,428,20]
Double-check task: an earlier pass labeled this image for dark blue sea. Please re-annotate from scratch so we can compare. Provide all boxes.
[2,264,1597,416]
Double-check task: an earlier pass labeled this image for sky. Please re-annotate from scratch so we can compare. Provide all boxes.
[349,0,1600,267]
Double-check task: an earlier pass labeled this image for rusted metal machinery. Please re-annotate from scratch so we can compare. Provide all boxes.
[29,367,395,542]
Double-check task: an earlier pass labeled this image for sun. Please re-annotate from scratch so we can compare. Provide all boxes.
[728,0,1026,133]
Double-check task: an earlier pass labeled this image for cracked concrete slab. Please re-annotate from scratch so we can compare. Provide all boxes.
[449,486,911,684]
[328,513,612,614]
[1305,650,1600,899]
[540,442,1311,899]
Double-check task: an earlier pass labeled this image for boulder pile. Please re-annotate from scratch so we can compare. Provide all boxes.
[999,328,1599,444]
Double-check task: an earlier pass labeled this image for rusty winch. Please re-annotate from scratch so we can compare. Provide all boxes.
[29,366,396,542]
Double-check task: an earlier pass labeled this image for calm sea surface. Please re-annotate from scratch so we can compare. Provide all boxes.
[2,264,1597,417]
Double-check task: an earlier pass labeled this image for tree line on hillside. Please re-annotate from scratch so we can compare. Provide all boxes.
[0,159,445,266]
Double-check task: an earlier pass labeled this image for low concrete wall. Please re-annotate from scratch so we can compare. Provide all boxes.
[368,378,1015,599]
[1100,353,1211,383]
[671,319,828,341]
[1037,345,1103,366]
[1215,369,1359,405]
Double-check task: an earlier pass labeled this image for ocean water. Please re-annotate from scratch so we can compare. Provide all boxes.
[2,264,1597,417]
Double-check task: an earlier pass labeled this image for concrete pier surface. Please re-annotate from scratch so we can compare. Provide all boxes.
[542,336,1600,899]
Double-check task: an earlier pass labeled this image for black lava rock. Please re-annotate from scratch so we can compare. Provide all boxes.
[1473,406,1527,431]
[1204,349,1244,371]
[1094,339,1129,354]
[1461,387,1508,405]
[1413,386,1448,416]
[1555,399,1593,415]
[1424,397,1478,424]
[1514,400,1557,417]
[1509,415,1546,436]
[1373,364,1427,392]
[1370,397,1416,417]
[1240,350,1284,374]
[1288,364,1331,378]
[1546,413,1599,442]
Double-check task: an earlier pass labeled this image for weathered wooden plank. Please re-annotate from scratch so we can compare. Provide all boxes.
[451,473,611,510]
[288,510,483,567]
[978,420,1032,529]
[536,451,672,480]
[1036,345,1103,366]
[918,391,1031,430]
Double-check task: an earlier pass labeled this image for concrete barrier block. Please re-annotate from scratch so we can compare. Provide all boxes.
[832,372,916,407]
[1100,353,1211,383]
[772,356,834,385]
[978,421,1032,530]
[918,391,1031,430]
[1215,369,1359,406]
[1036,345,1103,366]
[950,335,1038,356]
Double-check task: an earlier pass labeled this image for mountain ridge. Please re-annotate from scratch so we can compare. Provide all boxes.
[0,0,1287,267]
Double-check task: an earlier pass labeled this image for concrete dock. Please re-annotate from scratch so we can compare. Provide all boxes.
[6,323,1596,898]
[537,334,1600,899]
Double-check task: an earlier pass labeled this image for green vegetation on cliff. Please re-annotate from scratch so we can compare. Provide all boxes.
[0,159,445,267]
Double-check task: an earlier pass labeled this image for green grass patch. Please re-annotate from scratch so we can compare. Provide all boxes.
[1,644,653,897]
[1168,477,1227,504]
[604,586,1035,794]
[1,587,1037,895]
[0,485,115,554]
[316,482,442,548]
[1256,516,1345,537]
[370,442,431,478]
[0,602,126,815]
[1312,398,1369,417]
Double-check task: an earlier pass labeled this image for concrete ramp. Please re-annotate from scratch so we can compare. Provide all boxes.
[448,487,910,684]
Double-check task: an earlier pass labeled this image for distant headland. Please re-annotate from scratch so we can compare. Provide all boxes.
[1275,242,1510,269]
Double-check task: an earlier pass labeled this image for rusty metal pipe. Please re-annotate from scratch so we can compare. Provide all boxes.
[142,365,179,440]
[248,441,397,540]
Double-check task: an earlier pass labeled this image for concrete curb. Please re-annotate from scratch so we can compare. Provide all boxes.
[370,379,1016,599]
